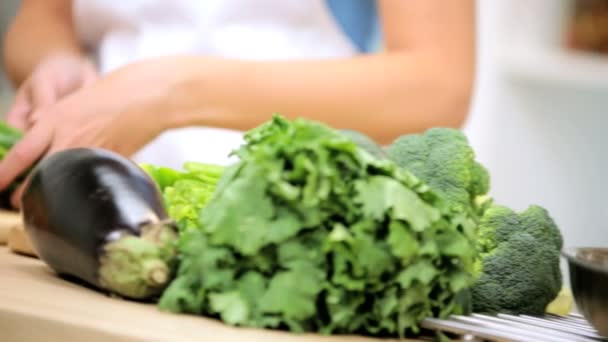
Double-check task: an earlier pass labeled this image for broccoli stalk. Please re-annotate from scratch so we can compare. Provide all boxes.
[471,205,563,315]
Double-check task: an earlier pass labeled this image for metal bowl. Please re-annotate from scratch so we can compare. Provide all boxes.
[562,247,608,336]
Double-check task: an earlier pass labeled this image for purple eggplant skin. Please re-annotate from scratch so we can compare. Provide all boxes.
[20,147,178,300]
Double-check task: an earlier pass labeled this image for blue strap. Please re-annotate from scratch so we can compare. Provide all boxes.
[325,0,381,53]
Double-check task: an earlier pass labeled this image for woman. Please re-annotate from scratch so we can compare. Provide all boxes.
[0,0,475,206]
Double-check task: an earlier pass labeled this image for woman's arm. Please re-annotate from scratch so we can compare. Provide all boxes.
[162,0,475,144]
[3,0,84,86]
[0,0,475,202]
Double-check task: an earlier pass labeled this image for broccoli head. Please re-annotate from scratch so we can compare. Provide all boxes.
[472,205,563,315]
[386,128,490,220]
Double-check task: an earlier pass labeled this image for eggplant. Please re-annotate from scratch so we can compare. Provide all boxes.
[20,147,178,300]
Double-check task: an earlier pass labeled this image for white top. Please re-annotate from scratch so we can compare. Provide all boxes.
[72,0,359,169]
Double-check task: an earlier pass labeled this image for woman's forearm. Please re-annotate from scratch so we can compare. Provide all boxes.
[154,0,476,144]
[2,0,84,86]
[163,52,474,145]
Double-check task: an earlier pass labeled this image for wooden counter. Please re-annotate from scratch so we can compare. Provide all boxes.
[0,247,421,342]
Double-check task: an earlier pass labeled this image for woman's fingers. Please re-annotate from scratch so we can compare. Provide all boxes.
[0,120,53,191]
[5,85,32,131]
[81,61,99,86]
[7,55,100,132]
[27,77,59,128]
[30,73,57,109]
[10,182,26,209]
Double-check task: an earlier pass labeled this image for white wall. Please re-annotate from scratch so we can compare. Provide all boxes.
[465,1,608,255]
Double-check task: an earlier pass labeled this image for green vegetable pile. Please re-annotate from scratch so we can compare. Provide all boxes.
[136,115,565,337]
[0,121,27,209]
[157,116,478,337]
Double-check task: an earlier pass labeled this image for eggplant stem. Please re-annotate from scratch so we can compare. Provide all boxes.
[98,219,178,299]
[141,218,178,245]
[142,259,169,286]
[150,268,168,285]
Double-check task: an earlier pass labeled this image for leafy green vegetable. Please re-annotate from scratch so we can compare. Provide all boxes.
[158,115,478,337]
[0,121,22,150]
[0,121,28,209]
[386,128,491,221]
[340,129,388,160]
[141,162,225,233]
[471,205,563,315]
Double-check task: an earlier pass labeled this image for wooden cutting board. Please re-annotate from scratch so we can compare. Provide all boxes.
[0,210,37,257]
[0,209,21,244]
[0,247,421,342]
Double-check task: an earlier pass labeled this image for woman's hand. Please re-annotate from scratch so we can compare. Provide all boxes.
[6,53,98,130]
[0,59,178,208]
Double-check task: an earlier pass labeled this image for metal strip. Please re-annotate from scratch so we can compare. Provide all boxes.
[420,312,607,342]
[553,314,593,323]
[451,315,588,342]
[540,317,599,331]
[548,315,596,326]
[496,314,603,339]
[421,317,533,342]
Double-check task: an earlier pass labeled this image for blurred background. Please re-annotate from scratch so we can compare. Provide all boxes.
[464,0,608,257]
[0,0,18,112]
[0,0,607,260]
